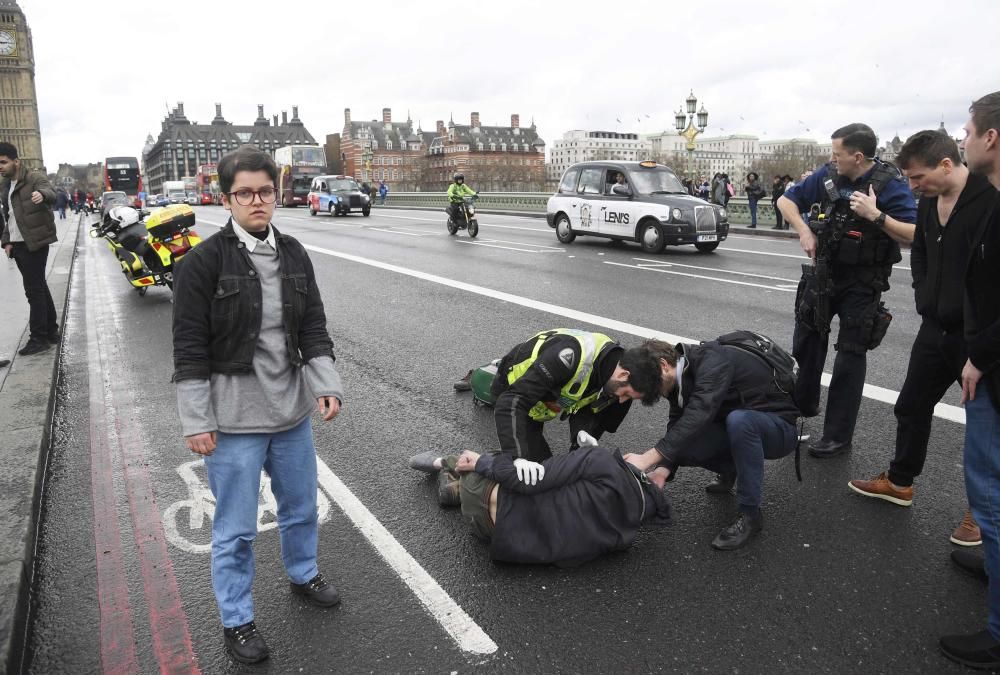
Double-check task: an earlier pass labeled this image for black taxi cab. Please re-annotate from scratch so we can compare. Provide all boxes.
[545,161,729,253]
[307,175,371,217]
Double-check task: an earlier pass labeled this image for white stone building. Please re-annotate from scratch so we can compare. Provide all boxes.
[546,130,651,181]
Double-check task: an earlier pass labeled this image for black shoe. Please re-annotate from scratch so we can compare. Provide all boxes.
[291,572,341,608]
[711,512,763,551]
[0,359,9,368]
[940,629,1000,669]
[705,472,736,494]
[453,369,473,392]
[437,470,461,506]
[409,451,442,474]
[18,338,51,356]
[747,225,757,229]
[951,550,989,585]
[46,330,61,344]
[223,621,269,664]
[808,439,852,459]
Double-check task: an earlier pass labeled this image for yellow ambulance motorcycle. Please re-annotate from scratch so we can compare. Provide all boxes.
[91,204,202,295]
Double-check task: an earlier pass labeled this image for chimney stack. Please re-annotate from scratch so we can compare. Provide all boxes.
[345,108,351,125]
[436,120,445,135]
[178,102,185,116]
[292,105,299,120]
[383,108,392,125]
[511,114,519,129]
[282,111,288,125]
[257,104,264,118]
[273,114,279,126]
[215,103,222,117]
[471,112,480,128]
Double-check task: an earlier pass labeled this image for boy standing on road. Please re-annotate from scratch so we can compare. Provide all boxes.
[172,146,344,665]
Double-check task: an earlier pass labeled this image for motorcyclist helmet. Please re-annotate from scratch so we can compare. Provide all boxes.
[108,205,140,228]
[453,173,464,183]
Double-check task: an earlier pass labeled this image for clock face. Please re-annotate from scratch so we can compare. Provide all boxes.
[0,30,16,56]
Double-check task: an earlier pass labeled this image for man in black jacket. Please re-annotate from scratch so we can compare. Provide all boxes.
[848,131,994,546]
[940,91,1000,670]
[410,446,671,567]
[621,337,799,550]
[454,329,663,485]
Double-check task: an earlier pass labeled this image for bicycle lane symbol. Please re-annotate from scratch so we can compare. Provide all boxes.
[162,458,332,554]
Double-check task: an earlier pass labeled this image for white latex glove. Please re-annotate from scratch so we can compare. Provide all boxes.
[513,458,545,485]
[576,430,599,448]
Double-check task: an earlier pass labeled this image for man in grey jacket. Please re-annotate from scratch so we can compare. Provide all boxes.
[172,146,344,665]
[0,142,58,356]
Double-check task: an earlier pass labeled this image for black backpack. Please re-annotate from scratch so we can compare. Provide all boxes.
[714,330,804,480]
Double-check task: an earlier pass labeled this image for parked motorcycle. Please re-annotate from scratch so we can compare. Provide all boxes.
[90,204,201,295]
[446,195,479,238]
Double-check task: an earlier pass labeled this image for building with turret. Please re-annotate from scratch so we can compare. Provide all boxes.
[143,103,317,194]
[0,0,43,169]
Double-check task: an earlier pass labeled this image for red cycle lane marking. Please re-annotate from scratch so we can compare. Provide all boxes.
[87,241,201,673]
[85,257,140,674]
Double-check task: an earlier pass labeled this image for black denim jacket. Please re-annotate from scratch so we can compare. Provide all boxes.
[171,220,334,382]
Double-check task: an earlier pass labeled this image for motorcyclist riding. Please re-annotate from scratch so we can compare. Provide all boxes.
[447,173,477,223]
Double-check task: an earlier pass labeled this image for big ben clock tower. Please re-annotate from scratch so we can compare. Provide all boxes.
[0,0,43,170]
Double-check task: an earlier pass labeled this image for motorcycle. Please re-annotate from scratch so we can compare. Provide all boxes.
[446,195,479,238]
[90,204,201,295]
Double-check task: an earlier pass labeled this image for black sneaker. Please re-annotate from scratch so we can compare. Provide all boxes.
[223,621,269,664]
[18,338,51,356]
[951,550,988,585]
[711,512,763,551]
[46,330,61,344]
[705,472,736,494]
[291,572,341,608]
[940,629,1000,669]
[0,359,9,368]
[808,438,852,459]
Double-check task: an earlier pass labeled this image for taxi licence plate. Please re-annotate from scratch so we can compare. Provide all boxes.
[697,234,718,242]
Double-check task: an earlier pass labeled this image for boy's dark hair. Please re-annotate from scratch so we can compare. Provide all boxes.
[831,123,877,159]
[217,145,278,194]
[620,339,678,406]
[0,142,19,160]
[896,130,962,170]
[970,91,1000,137]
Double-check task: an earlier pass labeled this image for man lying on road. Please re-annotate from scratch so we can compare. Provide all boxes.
[409,445,671,567]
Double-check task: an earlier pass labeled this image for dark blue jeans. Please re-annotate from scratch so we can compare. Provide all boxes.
[671,410,797,512]
[748,198,758,227]
[964,386,1000,639]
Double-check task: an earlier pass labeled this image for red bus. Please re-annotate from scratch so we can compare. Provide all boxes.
[104,156,143,208]
[274,145,325,207]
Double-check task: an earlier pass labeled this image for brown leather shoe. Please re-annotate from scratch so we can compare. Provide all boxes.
[951,510,982,547]
[847,472,913,506]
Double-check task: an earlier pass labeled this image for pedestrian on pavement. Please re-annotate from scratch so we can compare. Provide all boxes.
[711,173,726,205]
[698,175,711,201]
[621,334,800,551]
[54,188,69,220]
[0,142,59,356]
[172,145,344,665]
[744,172,765,228]
[453,329,664,483]
[848,131,994,546]
[939,90,1000,670]
[771,175,786,229]
[378,180,388,205]
[723,173,734,205]
[407,446,672,567]
[778,123,917,459]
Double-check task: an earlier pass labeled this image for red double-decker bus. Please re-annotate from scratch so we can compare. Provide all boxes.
[274,145,325,207]
[104,156,143,207]
[195,164,221,204]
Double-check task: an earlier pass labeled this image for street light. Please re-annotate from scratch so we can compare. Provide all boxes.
[674,90,709,178]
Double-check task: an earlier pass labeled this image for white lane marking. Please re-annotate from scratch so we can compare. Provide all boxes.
[631,257,798,283]
[376,212,549,233]
[721,246,911,271]
[455,239,562,253]
[298,243,965,425]
[314,461,498,655]
[605,261,797,292]
[369,227,427,237]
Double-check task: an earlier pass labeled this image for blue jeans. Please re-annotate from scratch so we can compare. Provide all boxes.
[748,198,758,227]
[964,386,1000,639]
[670,410,797,512]
[204,416,320,628]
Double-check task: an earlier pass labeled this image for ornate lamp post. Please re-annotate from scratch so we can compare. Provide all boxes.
[674,90,709,178]
[361,144,373,183]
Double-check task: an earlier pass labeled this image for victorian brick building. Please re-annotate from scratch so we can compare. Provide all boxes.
[143,103,317,194]
[341,108,545,192]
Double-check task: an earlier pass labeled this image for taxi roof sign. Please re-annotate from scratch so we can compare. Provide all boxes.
[638,160,659,168]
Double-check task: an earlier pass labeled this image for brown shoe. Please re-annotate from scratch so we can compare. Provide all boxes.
[847,472,913,506]
[951,510,982,547]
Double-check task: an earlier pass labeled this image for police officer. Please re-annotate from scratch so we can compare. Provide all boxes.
[447,329,663,484]
[777,123,917,458]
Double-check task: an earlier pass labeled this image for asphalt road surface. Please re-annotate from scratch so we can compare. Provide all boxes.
[23,206,980,673]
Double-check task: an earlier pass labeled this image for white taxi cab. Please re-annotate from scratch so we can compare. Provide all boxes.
[545,161,729,253]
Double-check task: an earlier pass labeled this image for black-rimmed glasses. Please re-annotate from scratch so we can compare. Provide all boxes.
[226,187,277,205]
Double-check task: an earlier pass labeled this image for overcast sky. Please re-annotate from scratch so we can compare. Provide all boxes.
[22,0,1000,166]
